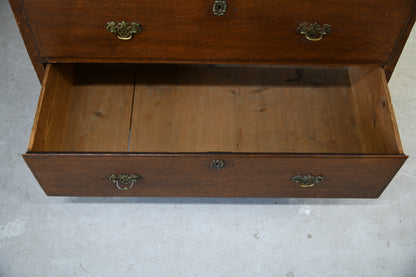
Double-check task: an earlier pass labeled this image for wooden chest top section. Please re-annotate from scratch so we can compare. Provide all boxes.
[12,0,416,80]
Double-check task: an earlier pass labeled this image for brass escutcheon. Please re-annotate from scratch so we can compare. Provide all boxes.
[210,160,225,169]
[106,21,142,40]
[297,23,331,41]
[292,174,324,188]
[213,0,227,16]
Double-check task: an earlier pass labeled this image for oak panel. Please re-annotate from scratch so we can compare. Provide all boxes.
[20,0,414,67]
[23,153,406,198]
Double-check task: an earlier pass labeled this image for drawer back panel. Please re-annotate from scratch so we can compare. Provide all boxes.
[20,0,415,65]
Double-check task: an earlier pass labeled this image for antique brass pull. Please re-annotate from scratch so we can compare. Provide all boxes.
[297,23,331,41]
[109,174,143,190]
[210,160,225,169]
[292,175,324,188]
[213,0,227,16]
[106,21,142,40]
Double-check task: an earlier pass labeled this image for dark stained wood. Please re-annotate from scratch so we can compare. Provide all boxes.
[8,0,414,198]
[23,153,406,198]
[19,0,414,67]
[385,1,416,81]
[8,0,44,81]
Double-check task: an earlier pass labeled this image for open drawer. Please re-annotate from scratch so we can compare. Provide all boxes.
[23,64,406,197]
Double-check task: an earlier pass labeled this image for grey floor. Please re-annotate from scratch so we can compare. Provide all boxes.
[1,1,416,276]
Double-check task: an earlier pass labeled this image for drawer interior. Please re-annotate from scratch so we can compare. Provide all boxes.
[28,64,403,154]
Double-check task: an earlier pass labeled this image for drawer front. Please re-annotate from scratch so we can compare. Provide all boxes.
[23,153,405,198]
[21,0,413,65]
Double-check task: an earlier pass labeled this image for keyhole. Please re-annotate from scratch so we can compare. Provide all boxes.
[213,0,227,16]
[210,160,225,169]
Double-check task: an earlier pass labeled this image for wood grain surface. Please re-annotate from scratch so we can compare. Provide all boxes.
[10,0,413,198]
[29,64,136,152]
[349,66,403,154]
[130,64,402,154]
[23,63,407,198]
[18,0,415,69]
[28,64,75,151]
[23,153,406,198]
[58,64,136,151]
[29,64,403,154]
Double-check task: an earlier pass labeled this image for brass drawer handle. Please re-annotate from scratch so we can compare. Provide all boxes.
[106,21,142,40]
[292,175,324,188]
[109,174,143,190]
[213,0,227,16]
[297,23,331,41]
[210,160,225,169]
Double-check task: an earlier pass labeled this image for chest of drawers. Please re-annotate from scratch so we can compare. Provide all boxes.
[10,0,416,197]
